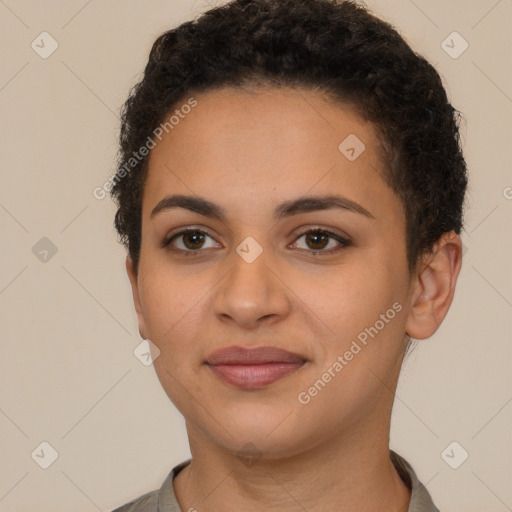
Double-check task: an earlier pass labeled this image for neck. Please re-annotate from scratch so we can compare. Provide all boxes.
[173,419,411,512]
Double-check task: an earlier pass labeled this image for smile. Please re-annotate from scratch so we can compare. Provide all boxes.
[206,361,306,389]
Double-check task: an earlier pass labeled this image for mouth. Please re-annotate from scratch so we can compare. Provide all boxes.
[205,346,307,389]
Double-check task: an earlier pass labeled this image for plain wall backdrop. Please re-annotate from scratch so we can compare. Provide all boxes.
[0,0,511,511]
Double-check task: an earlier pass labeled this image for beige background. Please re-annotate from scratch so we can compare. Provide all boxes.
[0,0,511,510]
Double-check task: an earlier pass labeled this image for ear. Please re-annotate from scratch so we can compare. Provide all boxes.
[405,231,463,340]
[126,255,147,340]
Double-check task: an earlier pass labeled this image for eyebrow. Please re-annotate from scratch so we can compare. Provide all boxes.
[150,193,375,221]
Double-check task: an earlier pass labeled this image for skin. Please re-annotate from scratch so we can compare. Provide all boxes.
[126,86,462,511]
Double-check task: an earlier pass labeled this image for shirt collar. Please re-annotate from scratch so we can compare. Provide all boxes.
[157,451,440,512]
[390,450,440,512]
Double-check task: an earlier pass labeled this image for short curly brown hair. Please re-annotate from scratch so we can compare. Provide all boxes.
[110,0,468,276]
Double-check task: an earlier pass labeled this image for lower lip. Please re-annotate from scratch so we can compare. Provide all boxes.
[206,362,305,389]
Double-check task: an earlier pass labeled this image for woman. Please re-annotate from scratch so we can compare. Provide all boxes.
[110,0,467,510]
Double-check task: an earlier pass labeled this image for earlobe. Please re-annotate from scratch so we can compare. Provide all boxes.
[125,255,147,340]
[405,231,463,340]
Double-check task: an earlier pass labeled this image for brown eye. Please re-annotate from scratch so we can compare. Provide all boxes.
[162,229,219,254]
[293,229,351,255]
[181,231,206,250]
[304,231,330,250]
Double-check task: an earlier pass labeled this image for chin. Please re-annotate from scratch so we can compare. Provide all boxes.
[208,411,319,458]
[222,431,307,461]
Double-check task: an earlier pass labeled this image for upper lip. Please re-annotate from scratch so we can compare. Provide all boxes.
[205,346,307,365]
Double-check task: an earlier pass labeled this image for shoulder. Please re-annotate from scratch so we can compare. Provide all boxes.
[390,450,441,512]
[109,489,158,512]
[109,459,191,512]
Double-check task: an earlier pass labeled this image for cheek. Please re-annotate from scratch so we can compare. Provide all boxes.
[297,257,407,373]
[291,260,392,335]
[138,267,199,347]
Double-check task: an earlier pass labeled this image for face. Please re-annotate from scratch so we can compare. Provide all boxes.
[127,86,418,459]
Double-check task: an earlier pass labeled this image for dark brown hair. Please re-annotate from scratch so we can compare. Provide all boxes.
[110,0,468,276]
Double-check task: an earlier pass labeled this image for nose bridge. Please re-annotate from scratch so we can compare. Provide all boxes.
[213,236,290,326]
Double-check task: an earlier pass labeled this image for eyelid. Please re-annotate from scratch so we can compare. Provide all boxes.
[293,225,351,242]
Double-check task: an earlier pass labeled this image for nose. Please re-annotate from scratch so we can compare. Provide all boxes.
[213,245,292,330]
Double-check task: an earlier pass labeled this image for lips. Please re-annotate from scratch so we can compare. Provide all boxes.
[206,346,306,365]
[205,346,307,389]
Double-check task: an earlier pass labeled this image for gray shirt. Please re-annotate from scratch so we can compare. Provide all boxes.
[111,450,440,512]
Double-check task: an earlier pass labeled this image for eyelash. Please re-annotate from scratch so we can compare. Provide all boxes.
[161,227,352,257]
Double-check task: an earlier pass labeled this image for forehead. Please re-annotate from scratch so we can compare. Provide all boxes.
[142,86,402,225]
